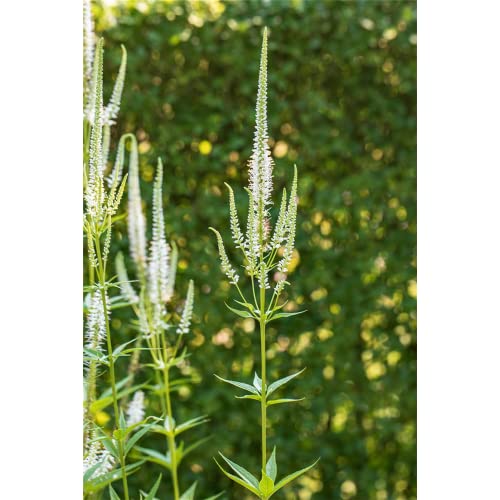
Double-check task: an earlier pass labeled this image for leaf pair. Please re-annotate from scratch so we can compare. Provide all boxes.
[215,449,319,499]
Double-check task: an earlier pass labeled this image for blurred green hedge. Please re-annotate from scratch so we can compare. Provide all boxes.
[95,0,416,498]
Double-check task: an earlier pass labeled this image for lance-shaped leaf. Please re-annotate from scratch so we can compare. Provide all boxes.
[214,374,260,395]
[253,372,263,392]
[267,368,306,397]
[271,459,320,496]
[109,486,121,500]
[235,394,261,402]
[214,459,260,496]
[84,460,146,493]
[267,309,307,323]
[141,474,162,500]
[174,415,209,436]
[259,471,275,497]
[266,447,277,482]
[135,446,171,469]
[218,453,260,491]
[267,398,305,407]
[124,421,158,456]
[180,481,197,500]
[225,302,257,319]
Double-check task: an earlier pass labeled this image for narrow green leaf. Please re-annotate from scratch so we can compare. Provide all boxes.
[266,447,277,482]
[272,459,320,495]
[253,372,262,392]
[143,474,162,500]
[112,338,137,358]
[203,492,225,500]
[267,398,305,407]
[175,415,209,436]
[267,310,307,323]
[84,460,145,493]
[124,421,157,456]
[109,486,121,500]
[180,481,197,500]
[267,368,306,397]
[214,374,260,395]
[135,446,170,469]
[259,472,275,497]
[214,459,261,496]
[224,302,256,318]
[235,394,261,402]
[218,452,260,490]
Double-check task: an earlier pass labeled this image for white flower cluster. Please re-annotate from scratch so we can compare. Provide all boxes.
[83,429,115,480]
[85,291,109,357]
[84,39,127,226]
[211,28,299,293]
[177,280,195,335]
[126,390,145,426]
[210,227,240,285]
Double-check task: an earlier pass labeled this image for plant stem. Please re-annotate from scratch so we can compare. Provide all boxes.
[259,284,267,471]
[95,232,130,500]
[163,363,180,500]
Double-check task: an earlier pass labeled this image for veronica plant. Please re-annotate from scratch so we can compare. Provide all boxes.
[210,28,319,498]
[83,4,161,498]
[114,141,221,500]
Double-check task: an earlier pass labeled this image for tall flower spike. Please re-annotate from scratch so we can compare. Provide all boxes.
[85,291,108,357]
[83,0,94,94]
[163,242,178,303]
[85,38,105,220]
[177,280,194,335]
[115,252,139,304]
[225,183,245,252]
[209,228,240,284]
[103,45,127,126]
[270,188,288,249]
[278,165,298,273]
[148,158,170,306]
[248,27,273,246]
[127,135,147,278]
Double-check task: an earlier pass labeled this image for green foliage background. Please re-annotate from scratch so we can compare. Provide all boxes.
[94,1,416,498]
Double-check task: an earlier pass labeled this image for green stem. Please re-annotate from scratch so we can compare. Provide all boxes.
[259,284,267,471]
[95,233,130,500]
[163,363,180,500]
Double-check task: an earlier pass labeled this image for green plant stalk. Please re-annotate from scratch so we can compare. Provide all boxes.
[163,362,180,500]
[259,284,267,472]
[95,231,130,500]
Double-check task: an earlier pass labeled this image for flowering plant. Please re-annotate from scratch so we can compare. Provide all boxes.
[210,27,318,499]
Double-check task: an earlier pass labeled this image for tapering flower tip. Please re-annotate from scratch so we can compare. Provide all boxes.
[83,0,94,87]
[225,182,245,250]
[115,252,139,304]
[103,45,127,126]
[210,227,240,284]
[278,165,298,273]
[270,187,288,249]
[164,241,178,303]
[177,280,194,335]
[248,26,274,222]
[127,135,147,276]
[126,390,145,426]
[85,38,105,219]
[148,158,171,305]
